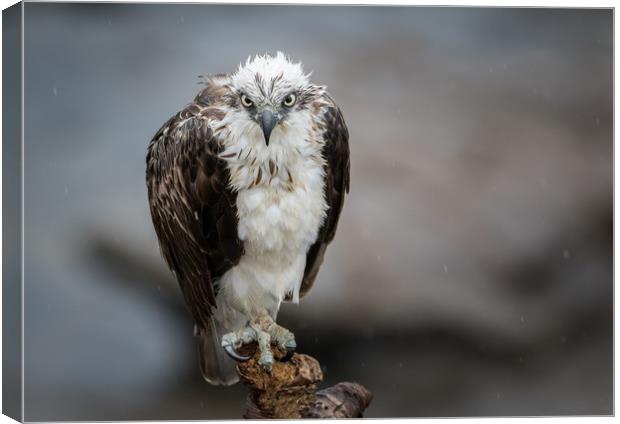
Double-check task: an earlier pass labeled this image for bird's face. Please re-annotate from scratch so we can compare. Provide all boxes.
[236,90,299,146]
[229,52,318,147]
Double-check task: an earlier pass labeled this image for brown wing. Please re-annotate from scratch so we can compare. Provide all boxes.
[297,95,350,299]
[146,97,243,331]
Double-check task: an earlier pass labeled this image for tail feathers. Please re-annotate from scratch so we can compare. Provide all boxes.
[197,318,239,386]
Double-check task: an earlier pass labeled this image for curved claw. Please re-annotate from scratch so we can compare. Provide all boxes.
[223,344,251,362]
[279,345,296,362]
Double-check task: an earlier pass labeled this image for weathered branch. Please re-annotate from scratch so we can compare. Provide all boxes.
[236,344,372,418]
[302,382,373,418]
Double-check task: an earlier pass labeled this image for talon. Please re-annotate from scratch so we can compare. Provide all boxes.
[223,344,251,362]
[280,345,295,362]
[261,360,273,373]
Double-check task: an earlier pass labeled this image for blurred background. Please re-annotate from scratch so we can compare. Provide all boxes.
[19,4,611,420]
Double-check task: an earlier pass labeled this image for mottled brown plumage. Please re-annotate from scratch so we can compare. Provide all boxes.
[146,90,243,331]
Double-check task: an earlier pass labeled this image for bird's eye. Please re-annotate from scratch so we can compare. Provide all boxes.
[240,94,254,108]
[282,93,297,107]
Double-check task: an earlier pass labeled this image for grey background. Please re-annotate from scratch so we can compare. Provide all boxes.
[20,3,612,420]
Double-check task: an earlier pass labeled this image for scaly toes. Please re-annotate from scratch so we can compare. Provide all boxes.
[222,318,296,369]
[270,324,296,362]
[221,330,253,362]
[252,324,274,372]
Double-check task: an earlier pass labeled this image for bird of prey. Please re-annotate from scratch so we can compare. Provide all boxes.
[146,52,350,385]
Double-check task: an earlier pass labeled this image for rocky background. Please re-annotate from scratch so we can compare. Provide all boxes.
[19,4,612,420]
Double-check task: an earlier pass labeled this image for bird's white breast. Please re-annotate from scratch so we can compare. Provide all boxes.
[215,114,327,320]
[235,166,325,300]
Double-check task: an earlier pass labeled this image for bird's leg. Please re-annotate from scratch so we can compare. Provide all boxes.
[250,319,274,372]
[221,314,297,371]
[257,315,297,362]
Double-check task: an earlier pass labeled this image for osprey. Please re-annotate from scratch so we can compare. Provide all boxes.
[146,52,350,385]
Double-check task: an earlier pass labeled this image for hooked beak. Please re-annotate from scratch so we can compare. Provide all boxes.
[260,110,278,146]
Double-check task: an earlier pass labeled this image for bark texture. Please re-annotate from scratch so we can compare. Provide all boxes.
[236,345,372,419]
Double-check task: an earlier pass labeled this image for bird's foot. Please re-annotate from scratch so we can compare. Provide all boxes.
[220,327,256,362]
[221,315,296,372]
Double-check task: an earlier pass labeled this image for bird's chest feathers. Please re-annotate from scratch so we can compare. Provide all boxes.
[236,160,326,257]
[220,118,328,258]
[224,154,326,307]
[216,116,328,306]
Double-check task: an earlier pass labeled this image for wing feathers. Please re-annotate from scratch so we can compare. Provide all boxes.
[297,95,350,299]
[146,97,243,331]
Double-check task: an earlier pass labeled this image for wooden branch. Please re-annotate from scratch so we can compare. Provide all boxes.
[236,344,372,419]
[302,382,373,418]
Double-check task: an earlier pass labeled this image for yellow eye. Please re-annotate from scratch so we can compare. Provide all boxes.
[282,93,296,107]
[240,94,254,108]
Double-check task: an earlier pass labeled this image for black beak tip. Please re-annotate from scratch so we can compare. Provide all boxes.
[260,110,278,146]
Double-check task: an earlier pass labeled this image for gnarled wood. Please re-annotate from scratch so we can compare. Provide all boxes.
[302,382,373,418]
[236,344,372,419]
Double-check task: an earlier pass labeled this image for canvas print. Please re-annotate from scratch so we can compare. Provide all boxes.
[2,2,613,421]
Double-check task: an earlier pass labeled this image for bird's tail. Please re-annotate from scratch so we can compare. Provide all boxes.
[197,316,240,386]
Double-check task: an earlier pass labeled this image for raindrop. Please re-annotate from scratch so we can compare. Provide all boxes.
[443,264,448,273]
[520,316,525,324]
[563,249,571,259]
[52,87,58,96]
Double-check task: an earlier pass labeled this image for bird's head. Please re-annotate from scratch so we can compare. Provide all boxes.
[229,52,318,146]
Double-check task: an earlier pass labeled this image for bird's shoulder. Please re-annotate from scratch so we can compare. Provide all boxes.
[146,78,237,177]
